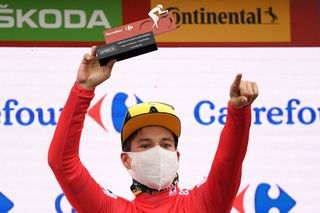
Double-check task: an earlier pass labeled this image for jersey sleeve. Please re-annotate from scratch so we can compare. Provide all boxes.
[48,83,130,213]
[188,101,252,213]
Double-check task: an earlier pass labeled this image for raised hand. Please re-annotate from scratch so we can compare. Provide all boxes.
[76,46,117,89]
[229,73,259,109]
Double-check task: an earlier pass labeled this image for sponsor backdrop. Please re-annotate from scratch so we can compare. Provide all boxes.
[0,47,319,212]
[1,0,319,46]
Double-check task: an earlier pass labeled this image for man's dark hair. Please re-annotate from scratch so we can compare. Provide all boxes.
[122,128,179,152]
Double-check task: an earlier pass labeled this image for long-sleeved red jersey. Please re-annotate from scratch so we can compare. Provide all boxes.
[48,83,251,213]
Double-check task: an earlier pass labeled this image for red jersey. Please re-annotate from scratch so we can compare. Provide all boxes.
[48,83,251,213]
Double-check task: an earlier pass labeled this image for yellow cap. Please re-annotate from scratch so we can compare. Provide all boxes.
[121,102,181,145]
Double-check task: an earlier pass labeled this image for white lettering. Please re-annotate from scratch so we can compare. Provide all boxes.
[0,7,111,29]
[17,9,38,28]
[87,10,110,28]
[64,10,86,28]
[105,29,122,36]
[0,6,14,28]
[39,9,61,28]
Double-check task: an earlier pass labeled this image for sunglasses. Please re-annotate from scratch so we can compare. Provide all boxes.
[127,102,175,117]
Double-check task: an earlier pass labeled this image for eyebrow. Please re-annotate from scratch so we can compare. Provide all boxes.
[137,138,152,144]
[161,137,174,142]
[137,137,174,144]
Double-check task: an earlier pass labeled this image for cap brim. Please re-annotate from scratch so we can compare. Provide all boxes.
[121,113,181,143]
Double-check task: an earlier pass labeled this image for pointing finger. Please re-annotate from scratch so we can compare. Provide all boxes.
[232,73,242,90]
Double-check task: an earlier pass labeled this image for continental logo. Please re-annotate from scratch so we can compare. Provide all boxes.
[168,7,279,27]
[152,0,290,42]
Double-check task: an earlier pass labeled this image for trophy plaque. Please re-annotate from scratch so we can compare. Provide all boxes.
[97,5,176,66]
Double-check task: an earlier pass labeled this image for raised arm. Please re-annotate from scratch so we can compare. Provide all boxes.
[190,74,258,212]
[48,47,118,212]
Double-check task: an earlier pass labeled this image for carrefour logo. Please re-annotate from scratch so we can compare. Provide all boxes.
[0,92,142,128]
[0,99,62,126]
[0,192,14,212]
[1,96,319,129]
[194,99,320,126]
[88,96,320,133]
[55,193,75,213]
[233,183,296,213]
[88,92,142,132]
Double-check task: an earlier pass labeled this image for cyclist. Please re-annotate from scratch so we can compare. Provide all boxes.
[48,46,259,212]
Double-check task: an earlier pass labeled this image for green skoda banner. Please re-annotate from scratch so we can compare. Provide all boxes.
[0,0,121,45]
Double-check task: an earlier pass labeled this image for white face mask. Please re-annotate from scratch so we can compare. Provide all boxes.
[125,145,179,191]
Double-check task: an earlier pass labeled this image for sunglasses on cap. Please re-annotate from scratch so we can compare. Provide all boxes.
[126,102,175,119]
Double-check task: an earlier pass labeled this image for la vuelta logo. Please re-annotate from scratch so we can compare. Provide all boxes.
[88,92,142,132]
[233,183,296,213]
